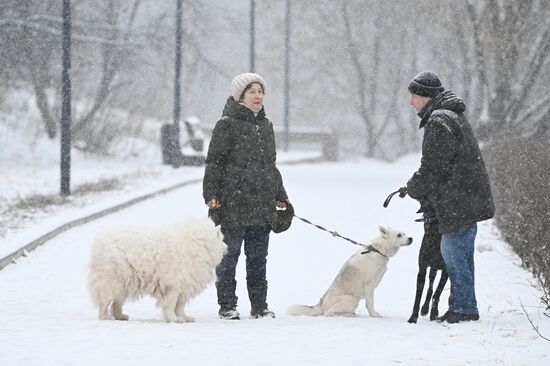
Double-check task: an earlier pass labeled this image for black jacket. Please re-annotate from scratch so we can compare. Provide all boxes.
[203,97,288,228]
[407,90,495,234]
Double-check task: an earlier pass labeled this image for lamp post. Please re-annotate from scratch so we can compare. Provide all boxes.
[283,0,291,151]
[172,0,183,165]
[250,0,256,72]
[173,0,183,144]
[60,0,72,195]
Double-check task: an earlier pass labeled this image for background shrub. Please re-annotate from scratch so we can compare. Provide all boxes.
[484,135,550,299]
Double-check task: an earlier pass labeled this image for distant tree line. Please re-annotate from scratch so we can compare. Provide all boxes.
[1,0,548,157]
[0,0,227,153]
[283,0,550,157]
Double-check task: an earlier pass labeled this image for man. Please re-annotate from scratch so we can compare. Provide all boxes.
[406,71,495,324]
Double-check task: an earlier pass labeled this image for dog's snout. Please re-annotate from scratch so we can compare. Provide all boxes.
[407,237,413,245]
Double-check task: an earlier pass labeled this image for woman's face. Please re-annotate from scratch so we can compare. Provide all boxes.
[240,83,264,111]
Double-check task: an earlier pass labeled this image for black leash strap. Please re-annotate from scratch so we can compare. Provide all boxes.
[383,187,436,224]
[293,214,386,257]
[383,187,408,208]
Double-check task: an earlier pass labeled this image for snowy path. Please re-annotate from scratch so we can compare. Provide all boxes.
[0,159,548,366]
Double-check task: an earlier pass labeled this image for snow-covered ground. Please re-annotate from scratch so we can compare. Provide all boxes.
[1,158,548,366]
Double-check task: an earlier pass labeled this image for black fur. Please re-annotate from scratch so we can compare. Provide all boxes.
[407,215,448,324]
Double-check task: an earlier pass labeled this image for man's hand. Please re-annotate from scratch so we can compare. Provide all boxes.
[207,199,221,209]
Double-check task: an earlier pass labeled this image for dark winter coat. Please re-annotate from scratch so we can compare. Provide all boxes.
[203,97,288,228]
[407,90,495,234]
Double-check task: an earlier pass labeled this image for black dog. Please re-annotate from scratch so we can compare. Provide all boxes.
[383,189,448,324]
[407,201,448,324]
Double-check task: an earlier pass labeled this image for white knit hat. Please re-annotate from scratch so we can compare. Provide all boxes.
[230,73,266,101]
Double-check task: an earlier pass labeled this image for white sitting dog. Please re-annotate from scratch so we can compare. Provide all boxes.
[88,217,227,323]
[288,226,412,317]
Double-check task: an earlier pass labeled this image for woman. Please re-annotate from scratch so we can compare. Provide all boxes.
[203,73,290,320]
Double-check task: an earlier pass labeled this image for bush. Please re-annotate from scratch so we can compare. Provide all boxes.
[484,135,550,298]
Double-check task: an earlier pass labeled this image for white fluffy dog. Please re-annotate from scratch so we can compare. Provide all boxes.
[88,217,227,323]
[288,226,412,317]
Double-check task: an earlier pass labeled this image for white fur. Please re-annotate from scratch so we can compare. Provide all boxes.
[88,217,227,323]
[287,226,412,318]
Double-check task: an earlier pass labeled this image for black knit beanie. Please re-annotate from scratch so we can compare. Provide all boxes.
[408,71,444,98]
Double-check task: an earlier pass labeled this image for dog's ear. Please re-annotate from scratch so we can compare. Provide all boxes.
[379,226,389,237]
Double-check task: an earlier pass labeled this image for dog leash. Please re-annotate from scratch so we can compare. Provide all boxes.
[383,187,408,208]
[383,188,437,224]
[293,214,387,257]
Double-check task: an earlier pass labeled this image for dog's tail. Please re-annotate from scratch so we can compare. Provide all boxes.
[287,304,323,316]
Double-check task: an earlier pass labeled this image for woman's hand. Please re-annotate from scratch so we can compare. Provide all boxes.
[207,199,221,209]
[276,199,290,209]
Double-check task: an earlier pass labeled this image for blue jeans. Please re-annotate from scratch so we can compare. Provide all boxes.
[440,223,479,315]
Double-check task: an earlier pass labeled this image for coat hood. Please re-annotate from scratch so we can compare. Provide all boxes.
[222,96,266,121]
[418,90,466,129]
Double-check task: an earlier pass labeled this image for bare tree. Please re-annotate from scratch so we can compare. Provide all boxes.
[340,1,377,156]
[286,0,421,159]
[70,0,143,145]
[0,1,62,138]
[0,0,143,141]
[463,0,550,138]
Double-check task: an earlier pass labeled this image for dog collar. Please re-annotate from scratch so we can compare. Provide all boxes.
[361,245,387,258]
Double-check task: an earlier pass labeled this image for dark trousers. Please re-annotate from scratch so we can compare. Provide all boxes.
[215,225,270,312]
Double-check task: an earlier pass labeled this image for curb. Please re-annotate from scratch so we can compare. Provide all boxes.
[0,178,202,271]
[0,156,326,271]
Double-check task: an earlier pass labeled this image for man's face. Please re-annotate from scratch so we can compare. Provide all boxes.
[409,93,431,113]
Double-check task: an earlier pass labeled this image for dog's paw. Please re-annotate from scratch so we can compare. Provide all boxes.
[165,315,180,323]
[114,314,129,321]
[166,315,195,323]
[181,315,195,323]
[369,312,383,318]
